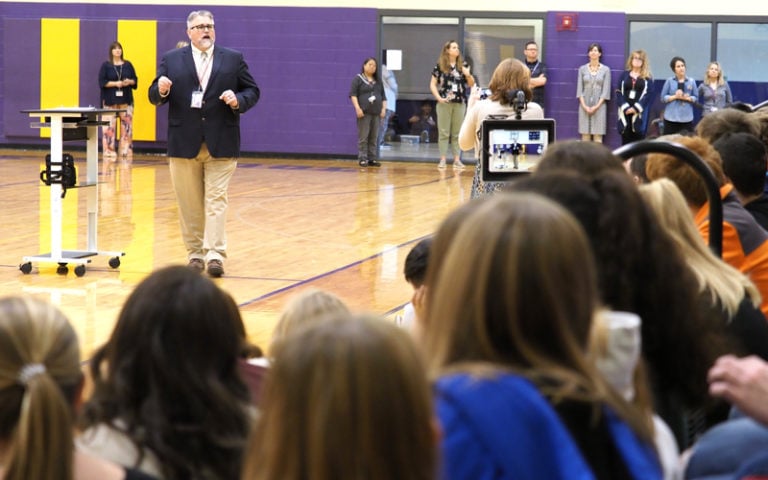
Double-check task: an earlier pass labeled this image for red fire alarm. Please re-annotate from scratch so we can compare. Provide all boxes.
[556,13,578,31]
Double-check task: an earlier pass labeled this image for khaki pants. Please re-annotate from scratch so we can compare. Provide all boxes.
[169,143,237,262]
[436,101,465,157]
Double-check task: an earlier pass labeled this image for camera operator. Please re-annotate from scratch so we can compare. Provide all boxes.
[458,58,544,198]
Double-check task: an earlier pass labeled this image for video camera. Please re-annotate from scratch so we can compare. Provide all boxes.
[479,89,555,183]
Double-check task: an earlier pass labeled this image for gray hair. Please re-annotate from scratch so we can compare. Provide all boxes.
[187,10,214,28]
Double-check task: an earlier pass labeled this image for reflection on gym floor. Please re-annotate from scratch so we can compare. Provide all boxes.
[379,141,476,165]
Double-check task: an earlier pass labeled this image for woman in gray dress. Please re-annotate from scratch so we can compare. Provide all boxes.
[577,43,611,143]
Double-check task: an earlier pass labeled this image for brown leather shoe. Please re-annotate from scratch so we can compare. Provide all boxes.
[188,258,205,273]
[207,259,224,277]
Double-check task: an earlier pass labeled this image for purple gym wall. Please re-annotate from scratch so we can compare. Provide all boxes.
[545,11,627,145]
[0,4,630,155]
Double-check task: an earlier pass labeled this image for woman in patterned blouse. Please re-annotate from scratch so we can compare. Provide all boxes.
[429,40,475,170]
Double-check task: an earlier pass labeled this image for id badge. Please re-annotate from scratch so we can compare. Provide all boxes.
[452,83,459,92]
[115,89,124,97]
[191,91,203,109]
[628,90,636,100]
[368,95,376,103]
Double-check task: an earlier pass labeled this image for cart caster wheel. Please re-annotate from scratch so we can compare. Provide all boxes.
[74,265,86,277]
[19,262,32,274]
[56,265,69,275]
[108,257,121,268]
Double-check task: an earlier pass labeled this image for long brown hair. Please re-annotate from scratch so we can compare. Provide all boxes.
[437,40,463,74]
[244,314,436,480]
[0,296,82,480]
[423,193,653,443]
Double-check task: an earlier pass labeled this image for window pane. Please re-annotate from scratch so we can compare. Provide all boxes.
[463,18,543,87]
[629,22,711,82]
[381,17,460,98]
[717,23,768,82]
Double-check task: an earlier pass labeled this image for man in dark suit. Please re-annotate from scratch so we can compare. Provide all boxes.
[148,9,260,277]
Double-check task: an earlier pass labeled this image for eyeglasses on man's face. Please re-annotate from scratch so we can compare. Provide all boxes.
[190,24,215,31]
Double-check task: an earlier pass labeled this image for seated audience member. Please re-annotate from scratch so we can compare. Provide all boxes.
[78,266,253,480]
[590,310,682,480]
[646,135,768,317]
[752,107,768,147]
[224,290,268,404]
[509,170,729,448]
[400,237,432,331]
[535,139,626,178]
[271,288,350,343]
[627,154,651,185]
[712,132,768,231]
[639,178,768,360]
[683,415,768,480]
[409,100,437,142]
[709,355,768,426]
[423,193,662,479]
[683,354,768,480]
[695,107,761,144]
[0,296,158,480]
[242,314,436,480]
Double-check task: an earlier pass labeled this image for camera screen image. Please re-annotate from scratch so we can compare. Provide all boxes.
[480,118,556,183]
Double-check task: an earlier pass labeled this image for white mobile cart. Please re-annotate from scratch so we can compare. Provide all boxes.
[20,107,125,277]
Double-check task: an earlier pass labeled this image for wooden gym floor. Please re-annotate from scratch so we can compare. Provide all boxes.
[0,148,472,358]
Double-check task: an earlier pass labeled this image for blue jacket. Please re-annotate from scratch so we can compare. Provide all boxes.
[616,71,653,136]
[661,76,697,123]
[148,45,260,159]
[435,372,662,480]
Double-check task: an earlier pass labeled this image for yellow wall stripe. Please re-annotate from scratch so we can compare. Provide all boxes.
[40,19,80,251]
[118,20,156,141]
[40,18,80,138]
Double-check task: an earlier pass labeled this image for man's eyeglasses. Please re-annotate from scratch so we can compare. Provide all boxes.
[190,24,215,31]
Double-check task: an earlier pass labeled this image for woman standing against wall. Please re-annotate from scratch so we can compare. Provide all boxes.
[661,56,698,135]
[616,49,653,145]
[430,40,475,169]
[577,43,611,143]
[349,57,386,168]
[99,41,138,159]
[699,61,733,117]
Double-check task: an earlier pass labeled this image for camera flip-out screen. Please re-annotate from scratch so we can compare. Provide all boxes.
[480,118,556,183]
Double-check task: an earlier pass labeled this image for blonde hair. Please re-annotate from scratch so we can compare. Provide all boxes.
[272,289,350,341]
[639,178,761,316]
[705,61,726,86]
[0,296,81,480]
[244,314,436,480]
[625,49,652,79]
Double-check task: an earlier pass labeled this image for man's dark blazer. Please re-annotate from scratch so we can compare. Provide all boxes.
[148,45,260,158]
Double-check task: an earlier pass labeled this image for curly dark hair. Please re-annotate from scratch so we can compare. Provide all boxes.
[508,170,729,410]
[79,266,251,479]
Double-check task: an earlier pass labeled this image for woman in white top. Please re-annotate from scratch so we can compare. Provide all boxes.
[458,58,544,198]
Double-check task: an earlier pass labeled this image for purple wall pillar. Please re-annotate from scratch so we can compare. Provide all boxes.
[544,11,627,148]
